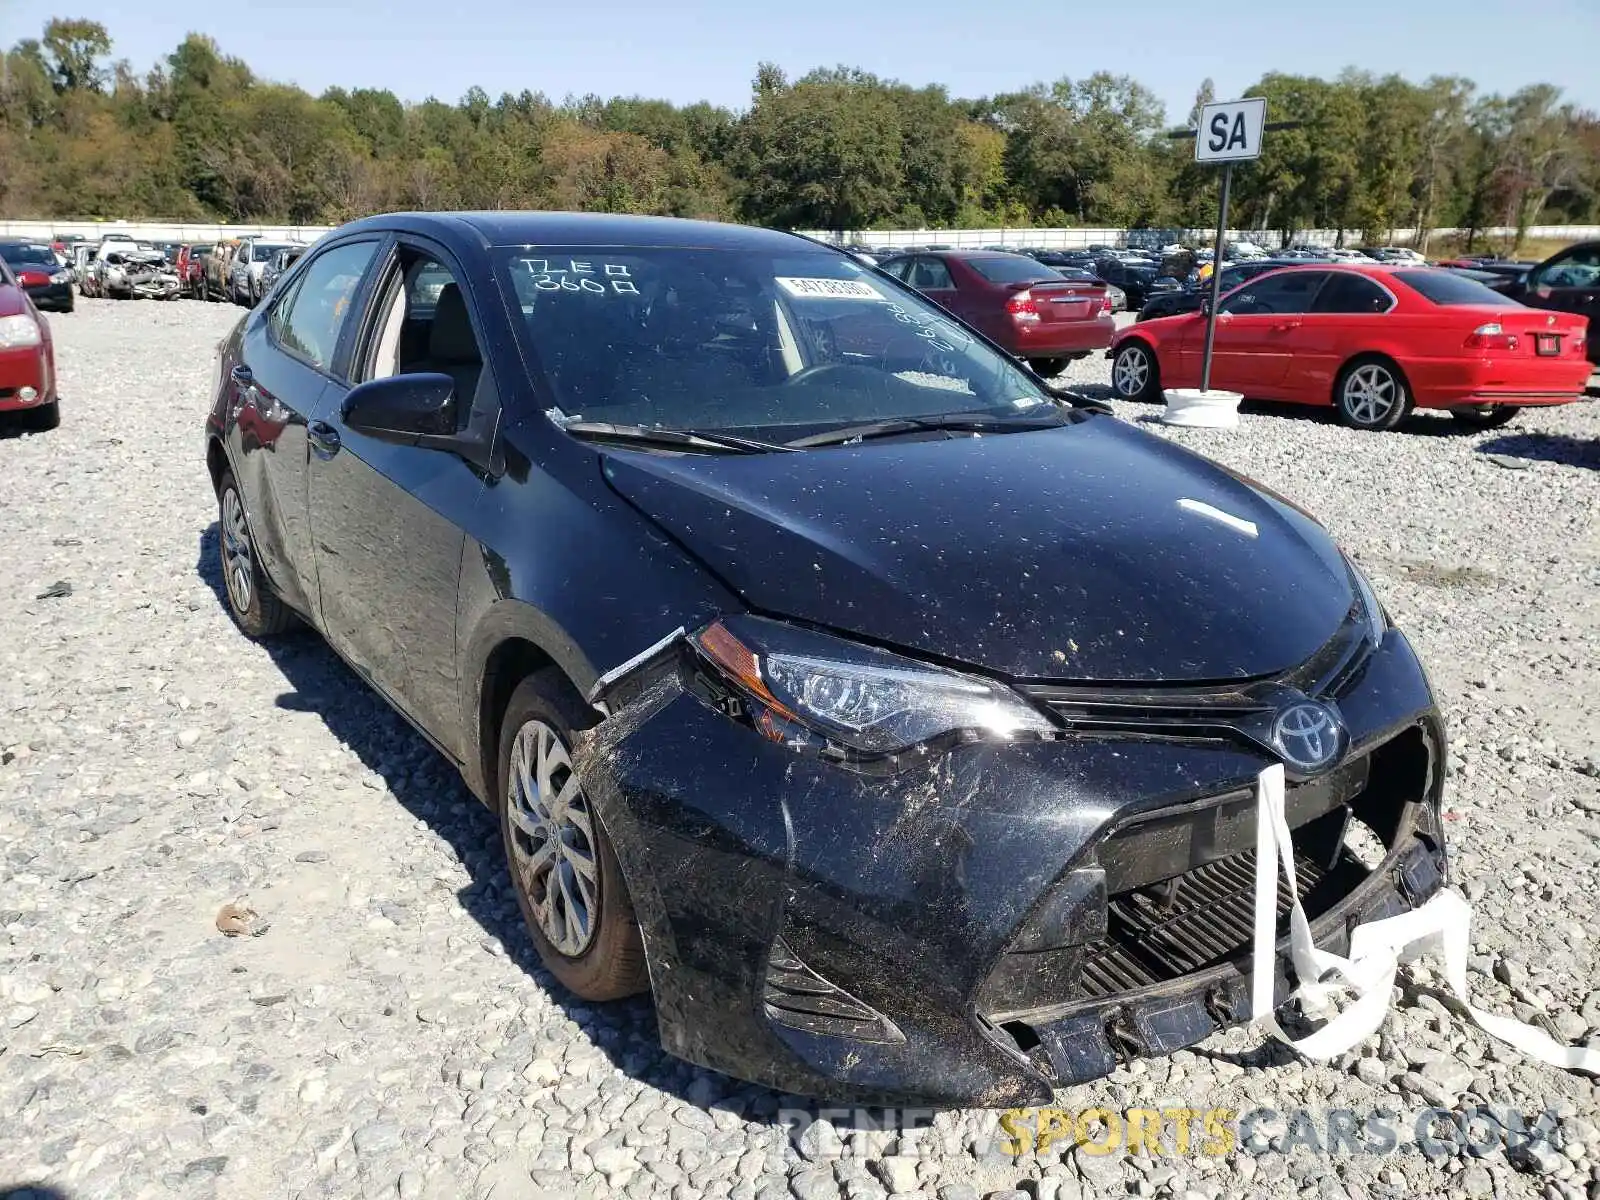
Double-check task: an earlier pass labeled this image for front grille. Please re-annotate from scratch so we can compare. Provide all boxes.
[1078,844,1332,997]
[979,724,1438,1023]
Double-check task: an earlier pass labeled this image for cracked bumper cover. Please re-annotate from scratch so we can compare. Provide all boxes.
[575,629,1448,1107]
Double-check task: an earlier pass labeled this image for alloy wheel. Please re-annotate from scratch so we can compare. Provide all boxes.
[220,486,254,613]
[1113,346,1149,397]
[506,719,600,958]
[1342,364,1398,425]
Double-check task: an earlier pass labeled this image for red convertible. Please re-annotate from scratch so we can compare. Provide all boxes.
[1108,264,1590,430]
[0,256,58,430]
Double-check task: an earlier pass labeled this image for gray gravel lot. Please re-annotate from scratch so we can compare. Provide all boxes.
[2,299,1598,1200]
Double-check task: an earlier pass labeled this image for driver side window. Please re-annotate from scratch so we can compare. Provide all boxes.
[1533,246,1600,290]
[361,250,486,428]
[1220,271,1327,316]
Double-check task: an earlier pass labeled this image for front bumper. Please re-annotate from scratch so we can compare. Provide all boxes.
[577,627,1448,1106]
[23,282,72,311]
[0,344,52,411]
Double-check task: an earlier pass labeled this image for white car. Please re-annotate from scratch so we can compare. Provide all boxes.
[228,240,301,306]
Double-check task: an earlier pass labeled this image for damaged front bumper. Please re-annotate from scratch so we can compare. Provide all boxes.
[576,628,1448,1107]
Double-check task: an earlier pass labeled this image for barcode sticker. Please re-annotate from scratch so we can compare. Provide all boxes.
[775,277,882,300]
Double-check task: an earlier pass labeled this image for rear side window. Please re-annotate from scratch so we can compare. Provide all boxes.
[1395,270,1516,307]
[966,256,1058,285]
[909,258,954,290]
[271,240,379,373]
[1220,271,1327,315]
[1312,274,1394,314]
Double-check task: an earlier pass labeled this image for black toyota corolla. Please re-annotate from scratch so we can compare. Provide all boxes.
[204,212,1448,1106]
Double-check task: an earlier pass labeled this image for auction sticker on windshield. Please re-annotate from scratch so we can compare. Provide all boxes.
[775,277,883,300]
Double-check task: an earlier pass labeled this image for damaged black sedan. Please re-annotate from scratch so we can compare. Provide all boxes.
[203,212,1448,1106]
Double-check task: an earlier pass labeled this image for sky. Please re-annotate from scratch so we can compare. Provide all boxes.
[5,0,1599,122]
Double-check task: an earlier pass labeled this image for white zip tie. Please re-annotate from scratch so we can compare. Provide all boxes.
[1250,763,1600,1072]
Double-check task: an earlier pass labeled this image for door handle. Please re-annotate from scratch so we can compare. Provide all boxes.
[1271,320,1301,331]
[308,420,342,457]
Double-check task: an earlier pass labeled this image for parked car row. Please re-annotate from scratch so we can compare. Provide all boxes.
[6,235,311,306]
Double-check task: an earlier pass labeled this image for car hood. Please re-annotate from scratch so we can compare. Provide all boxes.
[600,417,1356,682]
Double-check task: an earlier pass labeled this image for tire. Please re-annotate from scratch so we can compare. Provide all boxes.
[1334,356,1412,432]
[1110,340,1161,401]
[497,669,648,1001]
[1450,404,1520,430]
[1028,357,1067,378]
[23,401,59,432]
[216,471,294,639]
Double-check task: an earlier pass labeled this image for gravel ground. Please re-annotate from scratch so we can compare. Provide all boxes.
[2,299,1598,1200]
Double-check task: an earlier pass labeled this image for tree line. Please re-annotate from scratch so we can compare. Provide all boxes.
[2,18,1596,250]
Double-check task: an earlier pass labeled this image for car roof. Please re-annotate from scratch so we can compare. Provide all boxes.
[331,210,823,254]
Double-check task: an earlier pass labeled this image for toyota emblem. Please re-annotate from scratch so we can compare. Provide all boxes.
[1270,700,1344,773]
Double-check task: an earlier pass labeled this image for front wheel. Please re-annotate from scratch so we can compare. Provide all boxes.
[216,471,294,638]
[1335,358,1411,431]
[1450,404,1520,430]
[1110,341,1160,401]
[498,670,647,1001]
[23,401,59,432]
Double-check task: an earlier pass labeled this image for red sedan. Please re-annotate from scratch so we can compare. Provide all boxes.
[1108,264,1590,430]
[879,250,1113,377]
[0,257,59,431]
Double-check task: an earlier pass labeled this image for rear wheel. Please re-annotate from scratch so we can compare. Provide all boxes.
[1335,357,1411,431]
[1111,341,1160,401]
[216,471,294,638]
[1028,357,1067,378]
[1449,404,1520,430]
[498,670,648,1001]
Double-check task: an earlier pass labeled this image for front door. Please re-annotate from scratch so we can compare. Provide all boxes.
[307,239,493,757]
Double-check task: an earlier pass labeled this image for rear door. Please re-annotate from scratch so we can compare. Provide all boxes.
[1522,245,1600,364]
[906,255,960,315]
[228,236,384,616]
[307,236,494,757]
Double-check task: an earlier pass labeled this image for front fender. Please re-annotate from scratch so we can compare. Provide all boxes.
[452,433,742,802]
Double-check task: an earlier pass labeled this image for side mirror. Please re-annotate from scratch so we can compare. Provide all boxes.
[342,373,458,444]
[1199,297,1213,316]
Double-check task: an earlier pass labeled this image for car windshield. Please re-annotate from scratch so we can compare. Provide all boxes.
[1,245,56,266]
[966,255,1061,284]
[497,247,1057,439]
[255,244,292,261]
[1395,269,1517,307]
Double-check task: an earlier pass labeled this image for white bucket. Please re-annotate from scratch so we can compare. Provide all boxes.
[1162,388,1243,428]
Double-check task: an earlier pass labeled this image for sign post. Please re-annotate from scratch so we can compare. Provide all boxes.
[1192,97,1266,393]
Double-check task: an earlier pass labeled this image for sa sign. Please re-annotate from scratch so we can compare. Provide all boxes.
[1195,98,1267,163]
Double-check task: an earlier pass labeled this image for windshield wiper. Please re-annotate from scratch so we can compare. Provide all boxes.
[785,411,1065,449]
[559,421,797,454]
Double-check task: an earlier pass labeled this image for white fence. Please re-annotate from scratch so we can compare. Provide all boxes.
[5,216,1597,250]
[801,225,1600,250]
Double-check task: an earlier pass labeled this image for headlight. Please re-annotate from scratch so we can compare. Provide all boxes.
[50,271,70,284]
[1345,555,1387,645]
[0,314,41,349]
[690,615,1054,758]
